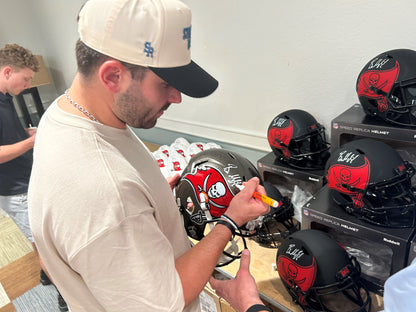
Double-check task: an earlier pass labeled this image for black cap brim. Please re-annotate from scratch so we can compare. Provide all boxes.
[149,60,218,98]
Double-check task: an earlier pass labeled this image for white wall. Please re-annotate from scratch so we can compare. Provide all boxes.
[1,0,84,105]
[3,0,416,152]
[170,0,416,151]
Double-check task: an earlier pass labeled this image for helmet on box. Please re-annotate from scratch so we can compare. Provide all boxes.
[267,109,330,170]
[326,138,416,228]
[277,229,371,312]
[356,49,416,127]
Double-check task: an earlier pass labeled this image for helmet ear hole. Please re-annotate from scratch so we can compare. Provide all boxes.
[227,152,237,159]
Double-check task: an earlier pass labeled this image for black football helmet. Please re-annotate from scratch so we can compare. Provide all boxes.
[356,49,416,127]
[267,109,330,170]
[252,182,299,248]
[326,139,416,228]
[175,149,262,266]
[277,229,371,312]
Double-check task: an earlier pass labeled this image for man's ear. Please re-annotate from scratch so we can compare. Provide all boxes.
[98,60,130,93]
[2,66,13,79]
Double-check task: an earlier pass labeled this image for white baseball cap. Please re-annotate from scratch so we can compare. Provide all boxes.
[78,0,218,98]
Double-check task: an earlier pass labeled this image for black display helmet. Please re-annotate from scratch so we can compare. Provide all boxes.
[267,109,330,170]
[252,182,299,248]
[356,49,416,127]
[326,138,416,228]
[277,229,371,312]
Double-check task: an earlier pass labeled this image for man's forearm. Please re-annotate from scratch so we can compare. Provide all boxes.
[175,222,234,306]
[0,138,34,164]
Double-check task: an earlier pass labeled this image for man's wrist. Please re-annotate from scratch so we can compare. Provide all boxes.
[216,219,236,236]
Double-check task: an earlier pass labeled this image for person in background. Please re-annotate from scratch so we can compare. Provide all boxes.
[382,258,416,312]
[0,43,38,239]
[0,43,68,312]
[28,0,270,311]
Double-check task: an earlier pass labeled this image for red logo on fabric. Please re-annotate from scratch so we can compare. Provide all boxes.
[339,266,350,278]
[268,121,294,158]
[157,158,165,167]
[278,256,317,304]
[327,158,371,208]
[357,61,400,113]
[173,161,182,171]
[182,167,234,218]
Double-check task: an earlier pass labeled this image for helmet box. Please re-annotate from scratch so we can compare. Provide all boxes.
[257,152,326,222]
[331,104,416,171]
[302,185,416,295]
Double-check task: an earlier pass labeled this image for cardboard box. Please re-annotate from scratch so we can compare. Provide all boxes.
[302,185,416,295]
[30,55,51,88]
[200,285,221,312]
[257,152,326,222]
[330,104,416,170]
[202,283,251,312]
[219,299,236,312]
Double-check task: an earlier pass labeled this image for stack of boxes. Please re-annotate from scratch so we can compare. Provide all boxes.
[257,103,416,295]
[301,103,416,294]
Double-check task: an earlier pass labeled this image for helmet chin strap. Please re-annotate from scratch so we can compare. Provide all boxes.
[198,193,243,267]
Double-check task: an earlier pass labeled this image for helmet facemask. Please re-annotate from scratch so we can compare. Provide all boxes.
[305,258,370,312]
[253,196,299,248]
[330,162,416,228]
[286,126,331,170]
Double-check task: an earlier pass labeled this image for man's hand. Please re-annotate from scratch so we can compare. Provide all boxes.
[0,130,37,164]
[25,127,37,145]
[167,173,180,191]
[209,249,264,312]
[25,127,37,137]
[225,177,270,227]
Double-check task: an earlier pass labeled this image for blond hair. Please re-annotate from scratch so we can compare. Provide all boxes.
[0,43,39,72]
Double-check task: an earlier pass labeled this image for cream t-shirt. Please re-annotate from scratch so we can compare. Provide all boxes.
[28,99,200,312]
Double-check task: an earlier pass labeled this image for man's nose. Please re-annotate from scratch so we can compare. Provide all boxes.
[168,87,182,104]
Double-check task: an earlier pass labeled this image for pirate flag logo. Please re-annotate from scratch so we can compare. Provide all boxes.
[327,158,371,209]
[268,119,294,159]
[357,61,400,113]
[182,166,235,218]
[277,255,317,305]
